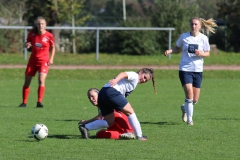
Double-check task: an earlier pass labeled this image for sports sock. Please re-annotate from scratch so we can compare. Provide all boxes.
[193,101,198,105]
[22,86,30,104]
[96,130,120,139]
[38,86,45,103]
[185,98,193,123]
[128,113,142,137]
[85,120,109,130]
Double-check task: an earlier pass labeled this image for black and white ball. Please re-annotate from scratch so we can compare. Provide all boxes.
[31,124,48,140]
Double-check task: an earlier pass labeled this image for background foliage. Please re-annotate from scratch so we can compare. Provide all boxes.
[0,0,239,54]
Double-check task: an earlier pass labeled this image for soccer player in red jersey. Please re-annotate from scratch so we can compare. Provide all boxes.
[19,16,55,108]
[78,88,135,139]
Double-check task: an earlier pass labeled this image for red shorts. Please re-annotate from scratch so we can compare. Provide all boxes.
[25,62,49,76]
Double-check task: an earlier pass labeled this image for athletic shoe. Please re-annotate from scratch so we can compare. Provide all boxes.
[36,102,43,108]
[181,104,187,122]
[79,125,89,139]
[19,103,27,107]
[187,121,194,126]
[120,132,135,140]
[136,135,148,141]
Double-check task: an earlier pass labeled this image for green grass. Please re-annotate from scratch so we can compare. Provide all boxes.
[1,50,240,65]
[0,69,240,159]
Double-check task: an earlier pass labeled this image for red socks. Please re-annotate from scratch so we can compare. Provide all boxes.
[22,86,30,104]
[22,86,45,104]
[96,130,120,139]
[37,86,45,103]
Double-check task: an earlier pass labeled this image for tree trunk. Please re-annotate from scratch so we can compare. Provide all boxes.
[52,23,60,52]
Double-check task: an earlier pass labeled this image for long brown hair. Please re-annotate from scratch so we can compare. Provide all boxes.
[138,68,157,94]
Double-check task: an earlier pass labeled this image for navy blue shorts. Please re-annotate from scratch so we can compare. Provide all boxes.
[179,71,203,88]
[98,87,128,116]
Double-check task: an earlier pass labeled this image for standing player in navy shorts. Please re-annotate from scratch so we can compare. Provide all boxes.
[164,17,217,125]
[19,16,55,108]
[80,68,157,140]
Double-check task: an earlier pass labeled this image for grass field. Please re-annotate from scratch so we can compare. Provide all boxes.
[0,68,240,159]
[0,51,240,66]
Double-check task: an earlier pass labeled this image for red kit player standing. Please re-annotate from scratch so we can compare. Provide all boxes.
[19,16,55,108]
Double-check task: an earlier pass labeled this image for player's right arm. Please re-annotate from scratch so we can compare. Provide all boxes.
[25,42,32,49]
[108,72,128,87]
[25,30,33,51]
[78,112,103,125]
[164,46,181,56]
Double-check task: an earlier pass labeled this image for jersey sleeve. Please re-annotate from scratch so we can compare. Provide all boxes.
[125,72,138,81]
[203,36,210,52]
[176,34,183,48]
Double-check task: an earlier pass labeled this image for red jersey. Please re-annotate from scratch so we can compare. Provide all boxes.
[27,30,54,65]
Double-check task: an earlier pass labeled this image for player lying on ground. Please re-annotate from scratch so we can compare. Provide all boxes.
[78,88,135,139]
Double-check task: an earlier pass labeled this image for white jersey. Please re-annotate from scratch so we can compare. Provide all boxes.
[103,71,138,97]
[176,32,210,72]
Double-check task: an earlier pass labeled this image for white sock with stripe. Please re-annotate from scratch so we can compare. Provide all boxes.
[85,120,109,130]
[185,98,193,123]
[128,113,142,137]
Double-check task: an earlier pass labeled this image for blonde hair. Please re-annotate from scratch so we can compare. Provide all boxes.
[33,16,46,34]
[190,17,218,34]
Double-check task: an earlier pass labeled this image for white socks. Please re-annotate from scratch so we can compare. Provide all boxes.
[128,113,142,137]
[84,113,143,137]
[185,98,193,123]
[85,120,109,130]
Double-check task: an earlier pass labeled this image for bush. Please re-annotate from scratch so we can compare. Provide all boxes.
[98,19,159,55]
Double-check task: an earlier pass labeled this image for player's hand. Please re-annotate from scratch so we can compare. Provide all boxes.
[49,59,54,65]
[78,119,85,125]
[108,79,117,87]
[164,50,171,56]
[25,42,32,49]
[195,49,201,56]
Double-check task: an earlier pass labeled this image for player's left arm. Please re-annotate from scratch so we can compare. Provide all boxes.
[195,37,210,57]
[49,45,55,64]
[195,50,210,57]
[108,72,128,87]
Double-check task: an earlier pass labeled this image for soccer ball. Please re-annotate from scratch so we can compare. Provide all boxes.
[31,124,48,140]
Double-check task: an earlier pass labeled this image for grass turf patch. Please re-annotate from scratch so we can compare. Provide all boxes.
[0,69,240,159]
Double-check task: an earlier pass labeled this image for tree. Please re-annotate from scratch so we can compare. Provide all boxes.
[149,0,200,51]
[23,0,88,53]
[195,0,220,19]
[0,0,28,53]
[217,0,240,52]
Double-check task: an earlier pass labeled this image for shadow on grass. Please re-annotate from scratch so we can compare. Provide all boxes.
[55,119,80,122]
[210,118,240,121]
[48,134,100,139]
[47,134,81,139]
[141,121,180,125]
[18,139,41,142]
[22,135,98,141]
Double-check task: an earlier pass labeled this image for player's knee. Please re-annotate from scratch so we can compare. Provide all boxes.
[107,120,115,127]
[38,79,45,86]
[104,116,115,127]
